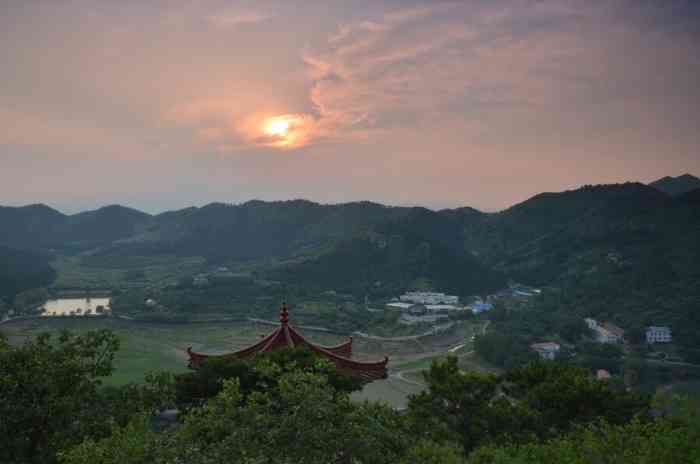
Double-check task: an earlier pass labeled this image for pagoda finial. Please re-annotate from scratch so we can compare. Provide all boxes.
[280,302,289,325]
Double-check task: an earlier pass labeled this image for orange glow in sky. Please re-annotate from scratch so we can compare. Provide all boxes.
[257,114,314,149]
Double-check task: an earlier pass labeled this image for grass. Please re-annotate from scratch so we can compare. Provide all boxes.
[50,255,206,289]
[1,317,351,386]
[2,317,488,407]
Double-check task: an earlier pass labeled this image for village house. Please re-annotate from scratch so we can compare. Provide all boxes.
[585,318,625,343]
[530,342,560,360]
[646,326,672,344]
[399,291,459,305]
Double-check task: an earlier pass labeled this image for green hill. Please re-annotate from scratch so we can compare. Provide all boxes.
[650,173,700,196]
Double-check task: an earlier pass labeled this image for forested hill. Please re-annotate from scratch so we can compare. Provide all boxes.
[0,178,698,299]
[0,204,152,252]
[650,173,700,197]
[0,246,56,300]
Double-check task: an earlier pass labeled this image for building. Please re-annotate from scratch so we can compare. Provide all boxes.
[385,302,414,310]
[598,323,625,343]
[471,302,493,314]
[399,291,459,305]
[186,303,389,382]
[646,326,672,344]
[399,313,449,325]
[596,369,611,380]
[585,318,624,343]
[407,304,428,316]
[530,342,560,360]
[585,318,598,330]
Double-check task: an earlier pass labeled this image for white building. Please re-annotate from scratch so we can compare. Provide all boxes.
[399,313,449,325]
[585,318,624,344]
[585,318,598,330]
[646,326,672,344]
[531,342,560,360]
[399,292,459,305]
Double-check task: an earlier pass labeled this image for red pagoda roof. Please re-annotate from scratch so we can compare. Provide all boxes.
[186,303,388,382]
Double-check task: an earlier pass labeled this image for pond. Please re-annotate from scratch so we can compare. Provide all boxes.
[41,297,111,316]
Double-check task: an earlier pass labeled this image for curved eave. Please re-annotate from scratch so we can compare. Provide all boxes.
[186,323,387,381]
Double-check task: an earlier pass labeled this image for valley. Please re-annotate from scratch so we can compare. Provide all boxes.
[2,176,700,403]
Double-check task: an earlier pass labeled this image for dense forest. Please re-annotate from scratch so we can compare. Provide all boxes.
[2,330,698,464]
[0,246,55,301]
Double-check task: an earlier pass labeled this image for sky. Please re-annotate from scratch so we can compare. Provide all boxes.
[1,0,699,214]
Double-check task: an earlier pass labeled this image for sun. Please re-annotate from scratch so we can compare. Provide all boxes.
[265,119,290,137]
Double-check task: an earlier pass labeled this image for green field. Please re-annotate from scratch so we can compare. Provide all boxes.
[1,317,493,407]
[50,255,206,289]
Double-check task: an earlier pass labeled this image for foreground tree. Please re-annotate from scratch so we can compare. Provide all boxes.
[0,330,119,463]
[406,357,649,454]
[0,330,175,464]
[63,370,411,464]
[467,396,700,463]
[174,347,362,408]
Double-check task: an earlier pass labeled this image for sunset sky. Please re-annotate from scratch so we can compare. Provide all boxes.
[2,0,699,213]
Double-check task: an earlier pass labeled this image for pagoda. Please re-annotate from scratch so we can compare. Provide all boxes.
[186,303,389,382]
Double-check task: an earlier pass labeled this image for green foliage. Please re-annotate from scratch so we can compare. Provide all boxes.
[64,372,410,464]
[467,396,700,463]
[58,415,157,464]
[174,348,362,408]
[474,331,539,369]
[401,440,467,464]
[406,358,649,455]
[0,330,119,463]
[0,245,55,301]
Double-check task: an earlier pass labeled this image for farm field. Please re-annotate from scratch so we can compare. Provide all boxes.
[1,317,492,406]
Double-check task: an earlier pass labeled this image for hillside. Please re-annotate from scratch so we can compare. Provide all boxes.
[0,246,56,300]
[650,173,700,196]
[0,204,153,252]
[1,180,699,318]
[269,208,505,297]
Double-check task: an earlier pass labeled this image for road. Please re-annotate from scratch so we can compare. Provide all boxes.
[391,320,491,388]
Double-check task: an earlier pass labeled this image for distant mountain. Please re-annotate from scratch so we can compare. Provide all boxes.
[270,208,505,297]
[0,204,153,252]
[1,177,698,300]
[97,200,413,262]
[649,173,700,196]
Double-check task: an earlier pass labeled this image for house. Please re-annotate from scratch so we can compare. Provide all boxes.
[585,318,624,343]
[530,342,560,360]
[386,302,414,310]
[599,323,625,343]
[471,302,493,314]
[399,292,459,305]
[646,326,672,344]
[407,304,428,316]
[399,313,450,325]
[596,369,611,380]
[585,318,598,330]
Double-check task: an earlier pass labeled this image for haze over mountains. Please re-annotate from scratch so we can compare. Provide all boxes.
[1,175,698,303]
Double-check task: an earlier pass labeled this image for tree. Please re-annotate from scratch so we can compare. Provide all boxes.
[174,347,362,408]
[63,371,411,464]
[467,396,700,463]
[406,358,649,455]
[0,330,119,464]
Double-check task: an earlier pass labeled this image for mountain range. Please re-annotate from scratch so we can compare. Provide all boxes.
[0,175,698,302]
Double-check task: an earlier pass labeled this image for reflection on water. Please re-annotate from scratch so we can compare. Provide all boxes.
[41,298,111,316]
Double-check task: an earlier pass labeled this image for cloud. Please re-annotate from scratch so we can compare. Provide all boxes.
[302,0,700,142]
[207,10,270,28]
[163,0,700,154]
